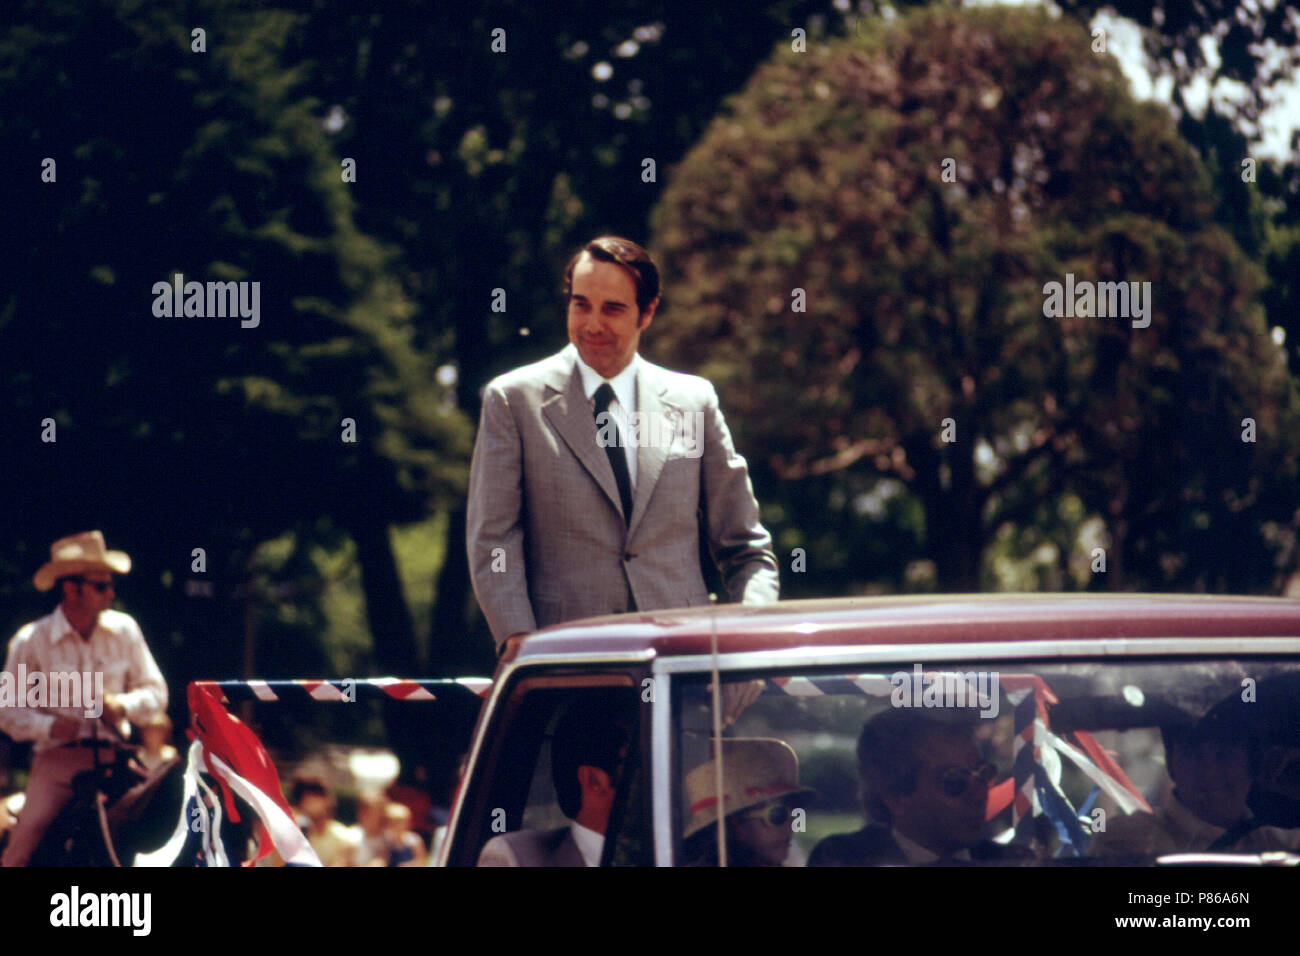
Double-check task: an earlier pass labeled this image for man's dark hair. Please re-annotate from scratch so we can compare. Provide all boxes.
[856,709,978,825]
[561,236,660,315]
[551,690,636,819]
[290,775,331,807]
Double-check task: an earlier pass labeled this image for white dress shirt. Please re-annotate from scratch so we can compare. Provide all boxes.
[573,345,639,488]
[0,605,168,751]
[569,820,605,867]
[892,827,972,863]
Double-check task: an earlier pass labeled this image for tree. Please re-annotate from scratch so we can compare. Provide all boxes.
[0,1,468,729]
[649,5,1300,594]
[1021,4,1300,389]
[1055,0,1300,133]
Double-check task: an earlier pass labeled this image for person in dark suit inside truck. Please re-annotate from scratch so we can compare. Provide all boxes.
[810,709,1031,865]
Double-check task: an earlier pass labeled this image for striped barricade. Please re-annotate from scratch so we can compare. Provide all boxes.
[189,677,493,704]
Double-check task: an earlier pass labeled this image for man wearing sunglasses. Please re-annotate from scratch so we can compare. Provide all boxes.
[809,709,1028,866]
[0,531,167,866]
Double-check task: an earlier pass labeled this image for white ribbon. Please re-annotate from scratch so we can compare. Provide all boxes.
[1037,726,1148,816]
[204,750,320,866]
[134,739,321,866]
[134,739,206,866]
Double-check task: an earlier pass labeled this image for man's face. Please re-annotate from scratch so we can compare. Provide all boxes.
[1169,738,1251,829]
[567,253,656,379]
[64,572,115,621]
[885,733,989,856]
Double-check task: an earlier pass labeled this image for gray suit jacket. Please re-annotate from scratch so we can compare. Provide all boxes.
[476,826,585,867]
[468,345,779,648]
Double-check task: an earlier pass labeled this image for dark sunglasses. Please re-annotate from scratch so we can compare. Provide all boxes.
[737,802,792,826]
[72,577,114,593]
[938,762,997,798]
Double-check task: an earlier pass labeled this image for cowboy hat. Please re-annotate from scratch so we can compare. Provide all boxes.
[33,531,131,592]
[683,738,815,839]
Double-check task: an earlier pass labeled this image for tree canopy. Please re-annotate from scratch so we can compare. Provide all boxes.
[649,5,1300,594]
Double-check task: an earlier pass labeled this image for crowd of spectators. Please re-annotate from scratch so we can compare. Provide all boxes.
[291,774,431,866]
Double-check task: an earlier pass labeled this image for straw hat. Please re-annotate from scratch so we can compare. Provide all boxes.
[33,531,131,592]
[683,738,814,839]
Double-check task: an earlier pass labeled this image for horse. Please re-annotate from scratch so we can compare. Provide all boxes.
[19,740,254,867]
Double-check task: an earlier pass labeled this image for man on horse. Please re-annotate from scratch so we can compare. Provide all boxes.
[0,531,167,866]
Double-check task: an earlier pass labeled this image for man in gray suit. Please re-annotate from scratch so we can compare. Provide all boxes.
[467,236,779,652]
[477,694,632,867]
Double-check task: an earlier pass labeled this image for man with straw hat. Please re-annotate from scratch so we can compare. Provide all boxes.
[682,738,814,866]
[0,531,167,866]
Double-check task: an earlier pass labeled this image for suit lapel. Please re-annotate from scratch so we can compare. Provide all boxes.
[542,350,625,520]
[627,362,674,538]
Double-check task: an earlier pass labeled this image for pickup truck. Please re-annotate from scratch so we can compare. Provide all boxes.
[197,593,1300,867]
[434,593,1300,866]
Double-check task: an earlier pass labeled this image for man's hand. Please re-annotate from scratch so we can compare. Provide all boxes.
[103,694,128,723]
[50,716,81,742]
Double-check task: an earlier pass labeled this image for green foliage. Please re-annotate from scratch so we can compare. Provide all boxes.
[650,5,1300,593]
[1055,0,1299,127]
[0,0,471,707]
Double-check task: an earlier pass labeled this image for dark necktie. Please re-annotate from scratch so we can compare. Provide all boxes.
[593,382,634,526]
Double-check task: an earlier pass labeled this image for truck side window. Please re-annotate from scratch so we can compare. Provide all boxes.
[467,682,646,866]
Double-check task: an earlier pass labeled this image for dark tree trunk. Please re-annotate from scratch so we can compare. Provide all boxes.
[428,503,493,674]
[428,295,496,675]
[341,505,431,778]
[917,436,983,592]
[346,512,419,674]
[948,433,983,590]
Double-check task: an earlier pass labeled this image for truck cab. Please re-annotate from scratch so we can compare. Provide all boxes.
[436,594,1300,866]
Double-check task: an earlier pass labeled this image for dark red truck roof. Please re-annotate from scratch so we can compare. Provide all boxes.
[512,593,1300,661]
